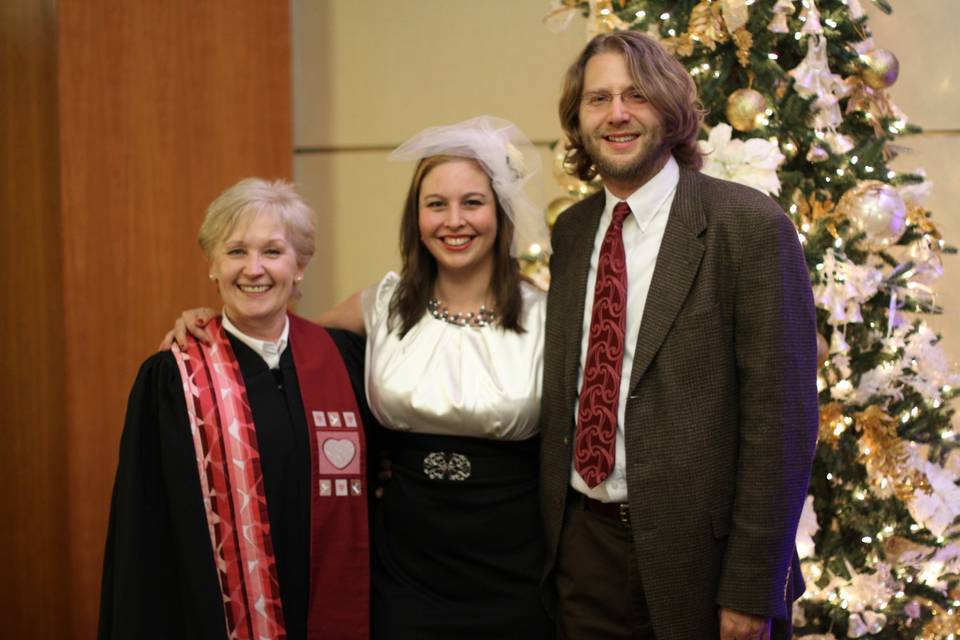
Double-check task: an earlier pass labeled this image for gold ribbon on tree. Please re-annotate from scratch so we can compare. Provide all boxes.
[818,402,847,447]
[845,76,898,139]
[661,0,752,65]
[793,189,845,238]
[906,204,943,242]
[853,405,931,501]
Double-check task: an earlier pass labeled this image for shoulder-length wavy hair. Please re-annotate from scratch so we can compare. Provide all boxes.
[558,31,705,181]
[389,155,524,337]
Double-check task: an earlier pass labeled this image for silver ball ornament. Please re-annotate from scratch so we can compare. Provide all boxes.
[837,180,907,249]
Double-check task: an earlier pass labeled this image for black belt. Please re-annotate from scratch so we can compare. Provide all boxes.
[388,434,539,484]
[569,490,630,527]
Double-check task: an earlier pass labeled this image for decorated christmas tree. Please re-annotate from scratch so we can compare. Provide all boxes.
[541,1,960,637]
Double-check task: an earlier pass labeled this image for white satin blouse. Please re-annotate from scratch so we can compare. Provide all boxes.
[361,272,545,440]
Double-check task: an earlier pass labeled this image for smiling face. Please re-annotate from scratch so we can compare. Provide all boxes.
[417,159,498,280]
[578,51,670,198]
[209,209,304,340]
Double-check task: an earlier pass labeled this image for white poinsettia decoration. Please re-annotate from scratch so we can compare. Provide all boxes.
[796,494,820,559]
[901,324,960,405]
[699,123,785,196]
[837,560,896,614]
[907,449,960,538]
[851,361,903,405]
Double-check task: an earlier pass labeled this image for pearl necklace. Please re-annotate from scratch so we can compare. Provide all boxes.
[427,297,497,328]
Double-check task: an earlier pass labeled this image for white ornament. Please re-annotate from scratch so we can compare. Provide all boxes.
[800,0,823,34]
[852,360,902,406]
[846,611,887,637]
[789,36,848,130]
[846,612,868,638]
[796,494,820,559]
[846,0,866,19]
[837,560,895,614]
[699,124,785,196]
[812,249,882,325]
[897,169,932,209]
[839,181,907,249]
[904,237,943,289]
[720,0,749,32]
[823,130,854,155]
[769,0,795,33]
[908,452,960,537]
[902,324,960,407]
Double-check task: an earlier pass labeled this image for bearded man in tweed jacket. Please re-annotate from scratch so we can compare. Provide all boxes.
[539,31,819,640]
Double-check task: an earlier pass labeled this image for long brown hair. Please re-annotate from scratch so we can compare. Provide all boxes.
[558,31,705,180]
[389,155,524,337]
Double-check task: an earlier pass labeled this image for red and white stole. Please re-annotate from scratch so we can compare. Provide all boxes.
[173,315,369,640]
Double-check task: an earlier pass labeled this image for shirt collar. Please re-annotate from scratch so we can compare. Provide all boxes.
[602,155,679,233]
[221,311,289,369]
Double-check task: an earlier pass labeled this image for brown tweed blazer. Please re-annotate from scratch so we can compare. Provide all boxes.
[539,167,819,639]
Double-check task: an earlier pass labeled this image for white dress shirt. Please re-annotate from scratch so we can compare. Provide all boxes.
[570,155,679,503]
[221,311,290,370]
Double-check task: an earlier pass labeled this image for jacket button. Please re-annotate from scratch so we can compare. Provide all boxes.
[562,436,570,446]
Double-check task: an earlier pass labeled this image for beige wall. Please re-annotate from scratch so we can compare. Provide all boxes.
[866,3,960,358]
[293,1,960,364]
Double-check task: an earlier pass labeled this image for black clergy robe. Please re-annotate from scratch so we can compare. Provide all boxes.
[98,329,378,640]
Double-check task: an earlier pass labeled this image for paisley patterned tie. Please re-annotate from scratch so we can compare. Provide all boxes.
[575,201,631,488]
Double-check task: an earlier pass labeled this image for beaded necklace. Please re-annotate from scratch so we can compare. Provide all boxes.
[427,297,497,328]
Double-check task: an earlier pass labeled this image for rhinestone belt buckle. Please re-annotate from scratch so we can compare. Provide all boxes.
[422,452,472,481]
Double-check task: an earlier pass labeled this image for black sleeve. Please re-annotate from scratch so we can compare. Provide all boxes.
[98,353,192,640]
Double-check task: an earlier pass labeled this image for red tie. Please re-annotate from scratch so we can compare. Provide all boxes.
[575,201,631,488]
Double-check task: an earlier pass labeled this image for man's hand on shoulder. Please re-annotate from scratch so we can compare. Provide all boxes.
[719,607,770,640]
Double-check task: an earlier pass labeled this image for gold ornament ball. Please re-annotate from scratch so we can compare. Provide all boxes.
[781,137,799,160]
[545,196,577,229]
[816,332,829,369]
[860,49,900,90]
[726,88,767,132]
[837,180,907,249]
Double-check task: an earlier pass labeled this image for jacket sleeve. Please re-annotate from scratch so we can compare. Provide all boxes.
[715,199,819,619]
[98,354,187,640]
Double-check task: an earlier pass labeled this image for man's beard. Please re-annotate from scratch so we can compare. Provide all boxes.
[583,129,668,184]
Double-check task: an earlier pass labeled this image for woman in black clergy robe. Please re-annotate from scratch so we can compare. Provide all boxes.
[99,178,377,640]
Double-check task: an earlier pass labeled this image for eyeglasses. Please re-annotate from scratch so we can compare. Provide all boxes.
[581,89,648,109]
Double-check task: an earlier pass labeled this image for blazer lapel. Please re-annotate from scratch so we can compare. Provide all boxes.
[561,191,606,413]
[628,168,707,392]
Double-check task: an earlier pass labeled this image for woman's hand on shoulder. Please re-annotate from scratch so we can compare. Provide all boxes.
[158,307,218,350]
[315,291,365,336]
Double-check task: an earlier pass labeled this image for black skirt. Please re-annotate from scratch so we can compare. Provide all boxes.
[371,431,553,639]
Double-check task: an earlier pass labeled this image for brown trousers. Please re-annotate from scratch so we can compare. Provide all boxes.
[555,493,657,639]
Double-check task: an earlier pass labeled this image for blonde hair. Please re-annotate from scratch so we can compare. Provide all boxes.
[198,178,316,267]
[558,31,705,180]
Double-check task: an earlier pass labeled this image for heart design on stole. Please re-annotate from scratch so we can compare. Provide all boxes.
[322,438,356,469]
